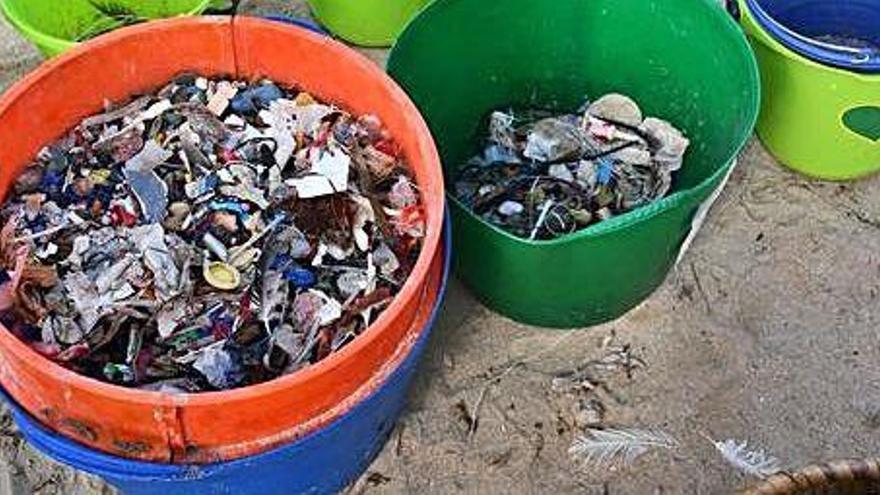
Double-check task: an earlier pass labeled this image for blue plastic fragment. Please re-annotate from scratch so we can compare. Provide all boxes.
[483,144,521,165]
[597,158,614,185]
[209,200,251,216]
[269,253,293,271]
[92,185,115,205]
[40,170,63,192]
[230,84,284,115]
[124,168,168,224]
[284,267,317,289]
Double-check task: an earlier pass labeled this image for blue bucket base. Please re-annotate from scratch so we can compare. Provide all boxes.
[2,212,451,495]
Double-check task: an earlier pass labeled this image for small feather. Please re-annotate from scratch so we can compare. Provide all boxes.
[569,427,679,467]
[708,437,782,479]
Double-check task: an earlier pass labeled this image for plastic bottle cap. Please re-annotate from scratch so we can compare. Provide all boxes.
[203,261,242,290]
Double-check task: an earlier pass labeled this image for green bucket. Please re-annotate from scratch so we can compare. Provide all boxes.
[737,0,880,180]
[308,0,431,47]
[0,0,214,57]
[388,0,760,328]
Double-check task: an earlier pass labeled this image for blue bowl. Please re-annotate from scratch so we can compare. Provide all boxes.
[1,211,451,495]
[745,0,880,72]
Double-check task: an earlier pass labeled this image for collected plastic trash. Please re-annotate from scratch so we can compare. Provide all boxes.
[453,94,690,241]
[0,74,426,392]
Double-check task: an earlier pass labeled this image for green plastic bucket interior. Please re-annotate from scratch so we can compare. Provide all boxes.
[388,0,760,328]
[308,0,431,47]
[0,0,214,57]
[736,0,880,180]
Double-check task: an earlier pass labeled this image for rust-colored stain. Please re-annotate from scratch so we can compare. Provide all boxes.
[112,440,152,456]
[60,418,99,442]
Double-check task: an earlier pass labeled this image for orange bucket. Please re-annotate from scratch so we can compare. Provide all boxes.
[0,16,445,463]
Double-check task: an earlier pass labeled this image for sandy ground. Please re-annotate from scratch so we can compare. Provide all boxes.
[1,3,880,494]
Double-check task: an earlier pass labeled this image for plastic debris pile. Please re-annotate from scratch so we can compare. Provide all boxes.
[0,74,425,393]
[453,93,690,240]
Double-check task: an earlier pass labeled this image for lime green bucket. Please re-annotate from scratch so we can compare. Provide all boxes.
[308,0,431,47]
[388,0,760,328]
[737,0,880,180]
[0,0,214,57]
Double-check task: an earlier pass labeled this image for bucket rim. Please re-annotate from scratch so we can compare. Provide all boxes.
[308,0,433,48]
[0,16,445,412]
[389,0,762,247]
[744,0,880,73]
[0,0,214,54]
[737,0,880,82]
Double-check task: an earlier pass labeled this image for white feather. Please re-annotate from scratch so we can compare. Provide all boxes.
[569,428,679,467]
[709,438,782,478]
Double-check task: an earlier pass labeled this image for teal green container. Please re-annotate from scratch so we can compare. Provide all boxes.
[308,0,431,47]
[0,0,214,57]
[388,0,760,328]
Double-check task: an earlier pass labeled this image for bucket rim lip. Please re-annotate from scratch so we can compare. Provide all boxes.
[738,0,880,81]
[308,0,434,48]
[743,0,880,73]
[308,6,393,47]
[0,0,214,53]
[1,210,452,475]
[388,0,762,247]
[0,16,446,408]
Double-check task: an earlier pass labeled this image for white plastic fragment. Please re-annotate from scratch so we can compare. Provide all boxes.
[286,147,352,199]
[548,164,575,182]
[258,100,299,167]
[63,271,113,333]
[130,224,181,302]
[192,345,237,389]
[310,289,343,326]
[372,243,400,277]
[156,300,189,339]
[291,103,334,135]
[523,118,584,162]
[140,100,173,121]
[202,232,229,261]
[311,148,351,192]
[224,114,246,128]
[206,81,238,116]
[35,242,58,259]
[498,200,525,217]
[286,176,336,199]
